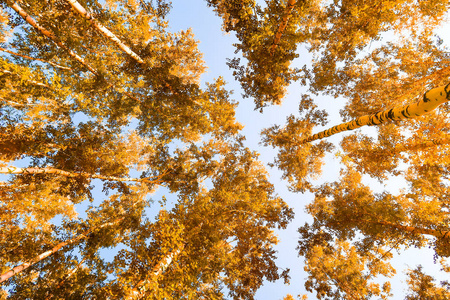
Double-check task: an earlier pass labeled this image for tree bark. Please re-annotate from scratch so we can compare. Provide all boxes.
[300,82,450,144]
[65,0,145,64]
[373,220,450,240]
[0,69,50,88]
[269,0,297,55]
[8,2,98,75]
[0,166,162,184]
[0,47,72,70]
[0,220,120,283]
[8,3,143,103]
[126,245,184,300]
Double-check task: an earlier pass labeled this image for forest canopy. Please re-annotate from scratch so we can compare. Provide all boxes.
[0,0,449,299]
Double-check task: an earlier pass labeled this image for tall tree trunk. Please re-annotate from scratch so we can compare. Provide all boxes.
[0,47,72,70]
[8,2,98,75]
[8,3,142,103]
[372,220,450,240]
[65,0,145,64]
[44,258,86,300]
[269,0,297,55]
[0,69,50,88]
[299,82,450,144]
[126,245,184,300]
[66,0,188,94]
[0,220,121,284]
[0,166,162,184]
[393,137,450,153]
[349,136,450,158]
[66,0,193,95]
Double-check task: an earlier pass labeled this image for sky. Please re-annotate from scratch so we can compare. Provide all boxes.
[164,1,450,299]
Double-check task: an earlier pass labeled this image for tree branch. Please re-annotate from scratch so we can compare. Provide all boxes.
[9,2,98,75]
[269,0,297,56]
[0,166,164,185]
[0,47,72,70]
[0,220,121,283]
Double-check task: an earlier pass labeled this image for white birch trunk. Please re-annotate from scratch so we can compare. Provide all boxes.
[0,166,159,184]
[300,82,450,144]
[66,0,145,64]
[9,2,99,75]
[126,245,184,300]
[0,220,119,283]
[8,3,142,104]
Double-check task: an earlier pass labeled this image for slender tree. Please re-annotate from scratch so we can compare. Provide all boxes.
[297,81,450,144]
[269,0,297,55]
[65,0,145,64]
[7,1,98,75]
[0,219,121,284]
[0,165,164,185]
[263,12,450,201]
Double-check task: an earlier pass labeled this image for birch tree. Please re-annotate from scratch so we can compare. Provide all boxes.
[296,81,450,144]
[0,219,121,284]
[1,1,291,298]
[2,187,149,298]
[86,141,294,299]
[263,9,450,192]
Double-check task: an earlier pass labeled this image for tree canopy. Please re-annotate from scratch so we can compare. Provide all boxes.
[1,0,449,299]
